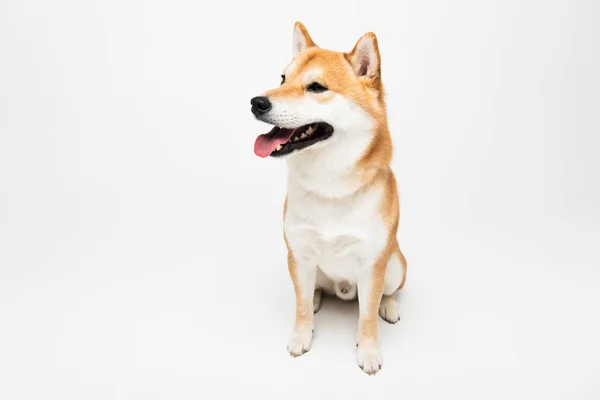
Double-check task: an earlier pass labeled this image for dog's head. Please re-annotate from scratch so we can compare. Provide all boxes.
[251,22,386,159]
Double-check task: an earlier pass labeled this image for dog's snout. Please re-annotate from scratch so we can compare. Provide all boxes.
[250,96,272,117]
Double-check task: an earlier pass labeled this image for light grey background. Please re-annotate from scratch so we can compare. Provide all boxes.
[1,0,599,398]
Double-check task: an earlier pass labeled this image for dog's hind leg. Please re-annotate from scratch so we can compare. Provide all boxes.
[313,267,334,313]
[313,288,323,313]
[379,243,407,324]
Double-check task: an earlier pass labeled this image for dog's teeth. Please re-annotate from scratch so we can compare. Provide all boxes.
[300,133,307,139]
[306,127,314,135]
[293,137,299,142]
[276,145,282,151]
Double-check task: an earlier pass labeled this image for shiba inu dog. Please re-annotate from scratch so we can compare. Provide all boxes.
[250,22,407,375]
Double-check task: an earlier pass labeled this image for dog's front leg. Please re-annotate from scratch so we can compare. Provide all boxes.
[286,251,317,357]
[356,262,386,375]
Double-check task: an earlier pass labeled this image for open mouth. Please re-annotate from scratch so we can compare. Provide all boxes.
[254,122,333,158]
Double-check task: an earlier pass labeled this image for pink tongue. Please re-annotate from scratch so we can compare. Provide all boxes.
[254,128,295,158]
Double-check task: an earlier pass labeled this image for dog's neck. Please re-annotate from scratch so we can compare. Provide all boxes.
[285,123,393,199]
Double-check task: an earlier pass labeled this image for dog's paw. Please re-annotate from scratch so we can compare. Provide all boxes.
[379,296,400,324]
[357,340,383,375]
[313,289,323,314]
[287,328,313,357]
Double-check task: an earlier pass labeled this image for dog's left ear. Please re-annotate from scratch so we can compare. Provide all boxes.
[346,33,381,84]
[292,21,317,58]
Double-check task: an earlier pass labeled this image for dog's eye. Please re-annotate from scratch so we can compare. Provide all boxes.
[307,82,328,93]
[280,75,285,85]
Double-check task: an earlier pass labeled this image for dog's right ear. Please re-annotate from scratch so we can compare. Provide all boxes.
[292,21,316,58]
[346,32,381,86]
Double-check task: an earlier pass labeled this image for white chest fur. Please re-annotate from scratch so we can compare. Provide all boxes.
[283,175,388,284]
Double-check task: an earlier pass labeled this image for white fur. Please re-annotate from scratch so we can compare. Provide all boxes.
[286,257,317,356]
[356,339,383,375]
[284,182,388,285]
[301,67,323,85]
[287,327,313,356]
[263,93,376,197]
[283,59,298,77]
[383,253,404,295]
[350,34,379,79]
[292,25,310,58]
[379,293,400,323]
[280,92,388,276]
[333,280,357,300]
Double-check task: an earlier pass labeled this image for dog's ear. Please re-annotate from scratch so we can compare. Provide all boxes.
[292,21,316,58]
[346,32,381,84]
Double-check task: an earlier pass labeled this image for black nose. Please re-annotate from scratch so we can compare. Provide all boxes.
[250,96,272,117]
